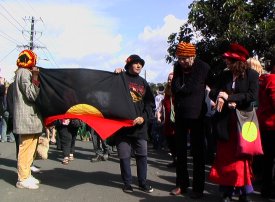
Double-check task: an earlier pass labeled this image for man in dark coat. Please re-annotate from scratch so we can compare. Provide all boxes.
[170,42,210,199]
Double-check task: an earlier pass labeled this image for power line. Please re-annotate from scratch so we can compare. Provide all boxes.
[36,39,59,67]
[22,0,40,17]
[0,47,17,63]
[0,10,22,32]
[40,47,59,68]
[0,2,25,30]
[12,0,34,17]
[0,30,19,44]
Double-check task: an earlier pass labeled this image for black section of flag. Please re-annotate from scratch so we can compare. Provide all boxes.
[36,68,137,120]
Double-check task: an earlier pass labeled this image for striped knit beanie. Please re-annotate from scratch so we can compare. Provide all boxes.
[16,49,37,69]
[176,42,196,57]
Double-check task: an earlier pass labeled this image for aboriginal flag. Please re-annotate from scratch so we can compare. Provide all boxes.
[236,108,263,156]
[36,67,137,140]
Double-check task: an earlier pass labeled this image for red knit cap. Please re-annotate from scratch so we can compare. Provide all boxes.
[16,49,37,69]
[176,42,196,57]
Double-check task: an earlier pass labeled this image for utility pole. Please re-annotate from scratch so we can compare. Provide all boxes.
[29,16,35,50]
[144,69,147,80]
[17,16,45,50]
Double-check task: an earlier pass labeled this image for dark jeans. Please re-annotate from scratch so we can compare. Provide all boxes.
[175,117,205,193]
[91,128,108,155]
[59,127,77,157]
[116,135,148,186]
[166,135,177,160]
[203,116,216,163]
[151,118,165,149]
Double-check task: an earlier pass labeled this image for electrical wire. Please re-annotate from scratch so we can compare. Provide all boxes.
[0,11,22,32]
[0,31,19,44]
[0,2,25,30]
[37,39,59,68]
[0,47,17,63]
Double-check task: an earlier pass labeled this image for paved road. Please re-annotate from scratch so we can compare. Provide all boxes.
[0,139,270,202]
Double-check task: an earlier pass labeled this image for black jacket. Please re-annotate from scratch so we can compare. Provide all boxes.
[209,68,259,140]
[171,58,210,119]
[117,71,155,140]
[209,68,259,111]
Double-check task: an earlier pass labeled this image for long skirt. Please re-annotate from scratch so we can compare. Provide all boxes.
[209,112,253,187]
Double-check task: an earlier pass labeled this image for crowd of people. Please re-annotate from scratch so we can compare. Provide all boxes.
[0,41,274,201]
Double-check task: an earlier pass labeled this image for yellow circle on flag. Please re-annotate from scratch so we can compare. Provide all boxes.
[242,121,257,142]
[67,104,103,118]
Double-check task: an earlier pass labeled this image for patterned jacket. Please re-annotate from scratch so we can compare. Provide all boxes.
[13,68,43,134]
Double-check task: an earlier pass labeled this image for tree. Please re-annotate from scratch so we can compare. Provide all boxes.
[166,0,275,73]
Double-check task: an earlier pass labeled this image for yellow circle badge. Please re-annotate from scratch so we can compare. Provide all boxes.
[242,122,258,142]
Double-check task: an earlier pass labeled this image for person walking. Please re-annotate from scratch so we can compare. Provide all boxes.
[152,85,165,150]
[170,42,210,199]
[13,49,43,189]
[114,54,155,193]
[90,126,109,162]
[55,118,81,165]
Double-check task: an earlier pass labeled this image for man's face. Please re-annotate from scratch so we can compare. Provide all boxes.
[177,56,194,71]
[129,62,143,75]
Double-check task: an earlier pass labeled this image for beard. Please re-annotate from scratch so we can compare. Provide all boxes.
[182,65,193,74]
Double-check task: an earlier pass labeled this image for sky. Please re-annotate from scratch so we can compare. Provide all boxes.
[0,0,194,83]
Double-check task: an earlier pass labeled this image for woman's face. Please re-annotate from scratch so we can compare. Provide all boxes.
[128,62,143,75]
[225,58,235,70]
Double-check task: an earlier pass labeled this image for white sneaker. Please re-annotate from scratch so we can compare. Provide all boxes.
[29,175,40,184]
[30,165,41,173]
[16,178,39,189]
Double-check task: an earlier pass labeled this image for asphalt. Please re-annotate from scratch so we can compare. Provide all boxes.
[0,139,271,202]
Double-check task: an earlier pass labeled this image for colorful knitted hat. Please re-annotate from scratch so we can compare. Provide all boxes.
[223,43,249,62]
[175,42,196,57]
[16,49,37,69]
[124,54,145,69]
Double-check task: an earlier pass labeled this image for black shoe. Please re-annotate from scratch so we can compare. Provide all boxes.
[239,195,252,202]
[190,191,203,199]
[139,184,153,193]
[91,155,103,162]
[123,185,133,193]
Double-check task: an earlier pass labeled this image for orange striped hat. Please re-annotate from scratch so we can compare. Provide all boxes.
[176,42,196,57]
[16,49,37,69]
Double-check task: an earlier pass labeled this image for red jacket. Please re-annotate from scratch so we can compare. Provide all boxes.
[257,73,275,131]
[162,94,175,136]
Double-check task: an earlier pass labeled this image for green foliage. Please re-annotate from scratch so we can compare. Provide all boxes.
[166,0,275,72]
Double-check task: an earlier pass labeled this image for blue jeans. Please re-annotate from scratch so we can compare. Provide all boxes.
[1,111,15,142]
[116,136,148,186]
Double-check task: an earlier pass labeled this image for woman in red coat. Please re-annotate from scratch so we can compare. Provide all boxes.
[257,56,275,199]
[208,43,259,202]
[157,72,176,167]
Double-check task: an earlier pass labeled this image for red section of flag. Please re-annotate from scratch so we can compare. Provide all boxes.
[45,113,133,140]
